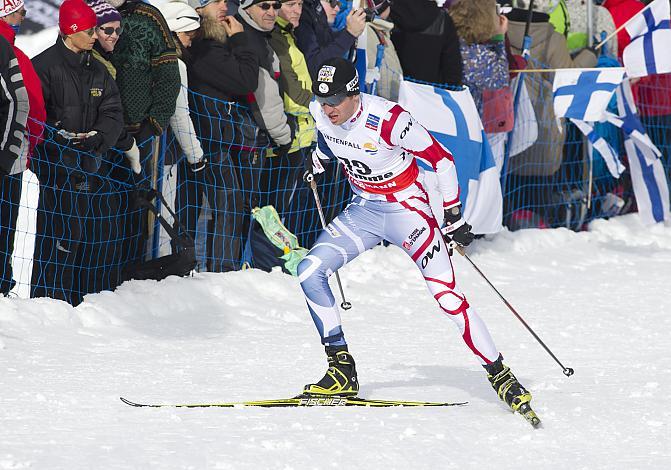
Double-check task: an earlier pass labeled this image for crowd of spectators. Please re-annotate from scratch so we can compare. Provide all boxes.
[1,0,670,303]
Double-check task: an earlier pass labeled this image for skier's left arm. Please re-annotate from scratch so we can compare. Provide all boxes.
[382,105,460,207]
[382,105,474,246]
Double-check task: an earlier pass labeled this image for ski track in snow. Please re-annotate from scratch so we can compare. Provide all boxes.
[1,215,670,469]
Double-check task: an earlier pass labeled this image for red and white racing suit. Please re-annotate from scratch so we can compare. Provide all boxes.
[297,93,499,365]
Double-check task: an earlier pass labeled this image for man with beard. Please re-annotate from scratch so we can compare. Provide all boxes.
[187,0,261,271]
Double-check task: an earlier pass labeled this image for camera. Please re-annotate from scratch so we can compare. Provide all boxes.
[363,7,376,22]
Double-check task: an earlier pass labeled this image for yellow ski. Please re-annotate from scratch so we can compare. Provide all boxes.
[120,396,467,408]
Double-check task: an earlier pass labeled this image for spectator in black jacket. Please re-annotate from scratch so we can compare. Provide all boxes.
[187,2,260,271]
[390,0,463,86]
[295,0,366,79]
[0,32,28,297]
[30,0,124,305]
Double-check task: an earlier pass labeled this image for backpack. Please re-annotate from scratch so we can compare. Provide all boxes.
[247,205,308,276]
[122,188,197,281]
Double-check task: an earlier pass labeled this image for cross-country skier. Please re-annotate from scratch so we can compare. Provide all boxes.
[298,57,534,416]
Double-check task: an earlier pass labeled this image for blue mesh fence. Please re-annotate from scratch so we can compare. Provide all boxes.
[3,70,669,303]
[501,67,671,230]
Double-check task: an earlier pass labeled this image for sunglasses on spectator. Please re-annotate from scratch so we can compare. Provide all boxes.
[327,0,340,7]
[97,26,124,36]
[82,28,97,37]
[258,1,282,10]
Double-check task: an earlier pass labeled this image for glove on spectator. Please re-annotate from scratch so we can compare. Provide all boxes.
[124,140,142,174]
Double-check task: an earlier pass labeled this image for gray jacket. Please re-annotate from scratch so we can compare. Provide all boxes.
[237,9,292,147]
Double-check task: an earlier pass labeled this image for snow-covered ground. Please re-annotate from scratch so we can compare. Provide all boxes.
[1,216,670,469]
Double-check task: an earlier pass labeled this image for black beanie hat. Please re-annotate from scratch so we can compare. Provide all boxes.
[312,57,360,98]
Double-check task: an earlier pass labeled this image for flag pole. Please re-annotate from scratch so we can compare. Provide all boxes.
[595,1,655,50]
[587,0,594,48]
[500,0,535,196]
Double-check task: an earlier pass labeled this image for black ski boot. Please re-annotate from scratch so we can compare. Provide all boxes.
[303,346,359,397]
[484,356,540,426]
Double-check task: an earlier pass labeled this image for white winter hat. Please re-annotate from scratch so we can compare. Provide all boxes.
[513,0,561,13]
[158,1,201,33]
[1,0,24,18]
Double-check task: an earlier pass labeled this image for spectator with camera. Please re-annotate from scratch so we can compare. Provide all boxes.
[30,0,124,305]
[295,0,366,79]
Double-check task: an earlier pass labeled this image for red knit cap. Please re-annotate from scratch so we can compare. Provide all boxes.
[59,0,97,35]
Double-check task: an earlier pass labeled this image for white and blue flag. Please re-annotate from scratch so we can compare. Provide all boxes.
[607,80,669,224]
[570,119,625,178]
[623,0,671,77]
[552,68,625,121]
[398,80,502,234]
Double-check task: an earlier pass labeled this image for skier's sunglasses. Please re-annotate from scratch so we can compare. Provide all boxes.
[316,91,349,107]
[97,26,124,36]
[257,1,282,10]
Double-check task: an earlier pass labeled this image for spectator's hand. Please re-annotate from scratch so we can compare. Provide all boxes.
[55,129,81,147]
[74,130,104,154]
[274,142,292,159]
[346,9,367,37]
[494,14,508,36]
[303,150,326,184]
[190,158,207,173]
[124,140,142,174]
[441,203,475,247]
[147,117,164,136]
[222,16,244,36]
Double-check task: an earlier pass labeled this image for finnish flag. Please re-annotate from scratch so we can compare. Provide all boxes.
[608,80,670,224]
[570,119,625,179]
[623,0,671,77]
[552,68,625,121]
[398,80,502,234]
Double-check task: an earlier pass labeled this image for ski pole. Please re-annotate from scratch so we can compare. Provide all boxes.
[452,244,574,377]
[307,175,352,311]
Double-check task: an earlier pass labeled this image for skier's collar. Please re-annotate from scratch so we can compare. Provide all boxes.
[341,99,364,130]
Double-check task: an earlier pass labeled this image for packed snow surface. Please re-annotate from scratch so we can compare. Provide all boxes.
[1,215,670,469]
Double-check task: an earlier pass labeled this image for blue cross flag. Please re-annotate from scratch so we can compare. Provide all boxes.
[552,68,625,121]
[623,0,671,77]
[605,80,669,224]
[398,80,502,234]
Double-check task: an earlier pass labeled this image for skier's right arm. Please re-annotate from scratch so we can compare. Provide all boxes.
[303,130,333,183]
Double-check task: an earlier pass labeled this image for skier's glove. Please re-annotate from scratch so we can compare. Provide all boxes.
[303,150,327,184]
[441,203,474,247]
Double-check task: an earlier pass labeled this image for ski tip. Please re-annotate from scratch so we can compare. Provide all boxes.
[120,397,144,407]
